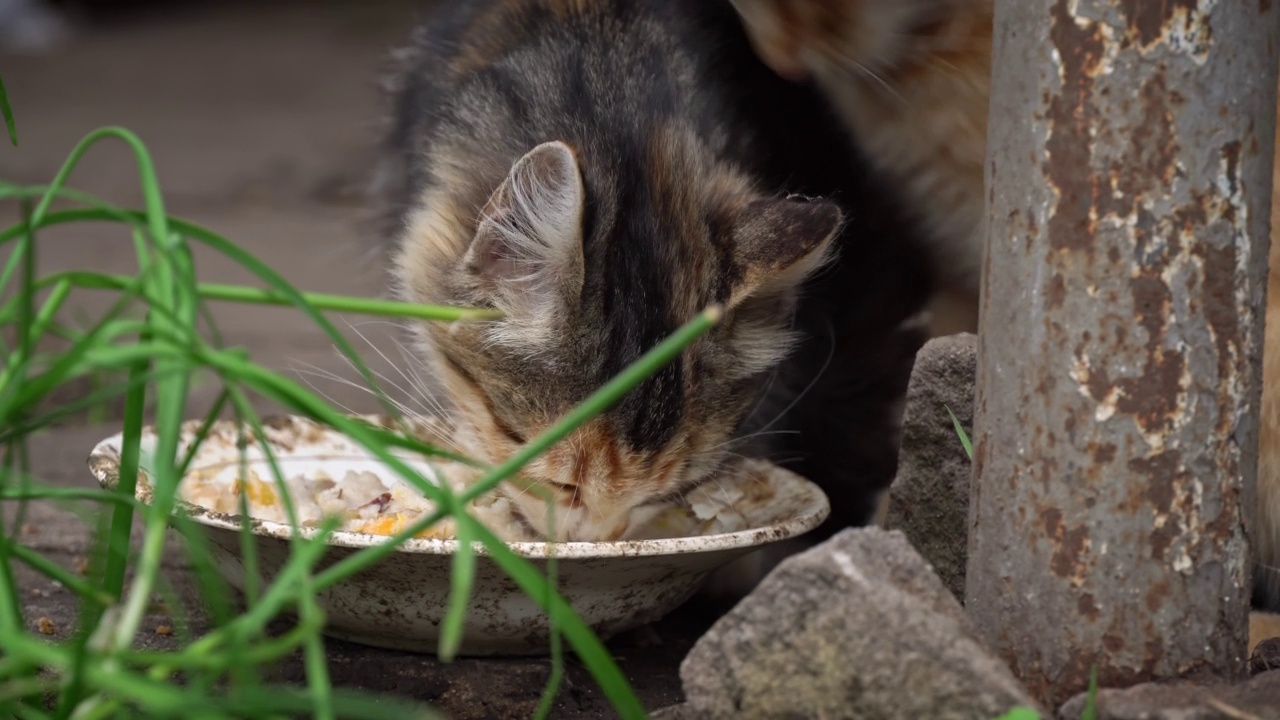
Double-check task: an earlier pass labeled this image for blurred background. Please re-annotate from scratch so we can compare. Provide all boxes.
[1,0,430,417]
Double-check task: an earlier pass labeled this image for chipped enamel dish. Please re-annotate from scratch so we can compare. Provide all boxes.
[87,415,829,655]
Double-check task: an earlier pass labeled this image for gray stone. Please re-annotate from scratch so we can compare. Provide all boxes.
[1056,671,1280,720]
[884,332,978,601]
[674,527,1041,720]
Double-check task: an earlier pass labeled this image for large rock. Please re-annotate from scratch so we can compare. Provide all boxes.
[659,528,1040,720]
[1056,671,1280,720]
[884,332,977,601]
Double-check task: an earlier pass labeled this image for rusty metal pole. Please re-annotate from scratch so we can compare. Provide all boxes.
[965,0,1279,706]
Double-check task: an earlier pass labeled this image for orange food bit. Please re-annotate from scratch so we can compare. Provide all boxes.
[231,478,278,507]
[358,514,407,536]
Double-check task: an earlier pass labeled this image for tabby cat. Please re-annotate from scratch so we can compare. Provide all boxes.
[375,0,933,543]
[727,0,1280,614]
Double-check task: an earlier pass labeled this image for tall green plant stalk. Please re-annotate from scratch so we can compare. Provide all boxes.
[0,111,721,718]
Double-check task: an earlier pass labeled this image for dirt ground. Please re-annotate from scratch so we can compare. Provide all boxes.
[1,2,705,716]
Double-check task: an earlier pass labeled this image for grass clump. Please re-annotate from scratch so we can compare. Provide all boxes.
[0,89,712,718]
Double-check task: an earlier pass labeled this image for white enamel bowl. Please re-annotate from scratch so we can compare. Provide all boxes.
[87,415,829,656]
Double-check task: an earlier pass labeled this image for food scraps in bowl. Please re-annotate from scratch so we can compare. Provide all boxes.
[96,414,810,544]
[86,414,831,655]
[178,450,789,543]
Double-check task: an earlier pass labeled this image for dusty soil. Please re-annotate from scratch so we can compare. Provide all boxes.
[1,3,702,716]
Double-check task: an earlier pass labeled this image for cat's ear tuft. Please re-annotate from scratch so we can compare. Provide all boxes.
[464,140,586,316]
[726,195,842,306]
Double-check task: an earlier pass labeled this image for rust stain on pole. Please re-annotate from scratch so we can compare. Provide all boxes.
[967,0,1279,707]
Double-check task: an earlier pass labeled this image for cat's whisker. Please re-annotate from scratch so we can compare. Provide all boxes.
[737,361,786,438]
[710,428,800,454]
[342,319,423,399]
[750,319,839,440]
[288,364,369,419]
[291,361,466,455]
[927,53,964,75]
[829,52,912,109]
[293,363,416,420]
[305,324,413,411]
[326,339,460,443]
[391,337,453,419]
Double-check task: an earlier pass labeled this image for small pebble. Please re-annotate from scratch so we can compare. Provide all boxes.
[37,617,55,635]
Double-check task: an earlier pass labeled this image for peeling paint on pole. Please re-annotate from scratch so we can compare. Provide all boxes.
[965,0,1279,707]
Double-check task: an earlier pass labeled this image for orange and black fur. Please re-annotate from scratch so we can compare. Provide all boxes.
[375,0,934,543]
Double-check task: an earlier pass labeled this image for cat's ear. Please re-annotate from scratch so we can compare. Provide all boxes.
[726,195,842,307]
[463,141,586,316]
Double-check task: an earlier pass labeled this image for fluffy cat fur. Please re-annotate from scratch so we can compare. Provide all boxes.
[728,0,992,338]
[728,0,1280,613]
[375,0,933,544]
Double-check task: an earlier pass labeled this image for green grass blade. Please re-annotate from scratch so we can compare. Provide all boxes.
[1082,665,1098,720]
[5,269,495,323]
[298,593,335,720]
[0,206,37,640]
[28,127,170,251]
[0,367,180,443]
[946,405,973,461]
[0,73,16,146]
[100,327,151,602]
[191,280,499,321]
[1,540,114,608]
[0,463,26,637]
[533,494,563,720]
[0,270,153,421]
[438,507,475,662]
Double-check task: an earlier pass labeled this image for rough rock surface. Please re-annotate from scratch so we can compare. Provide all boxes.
[1057,671,1280,720]
[884,333,977,600]
[659,527,1040,720]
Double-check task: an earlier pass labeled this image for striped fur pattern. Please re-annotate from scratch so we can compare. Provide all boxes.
[377,0,934,542]
[728,0,992,337]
